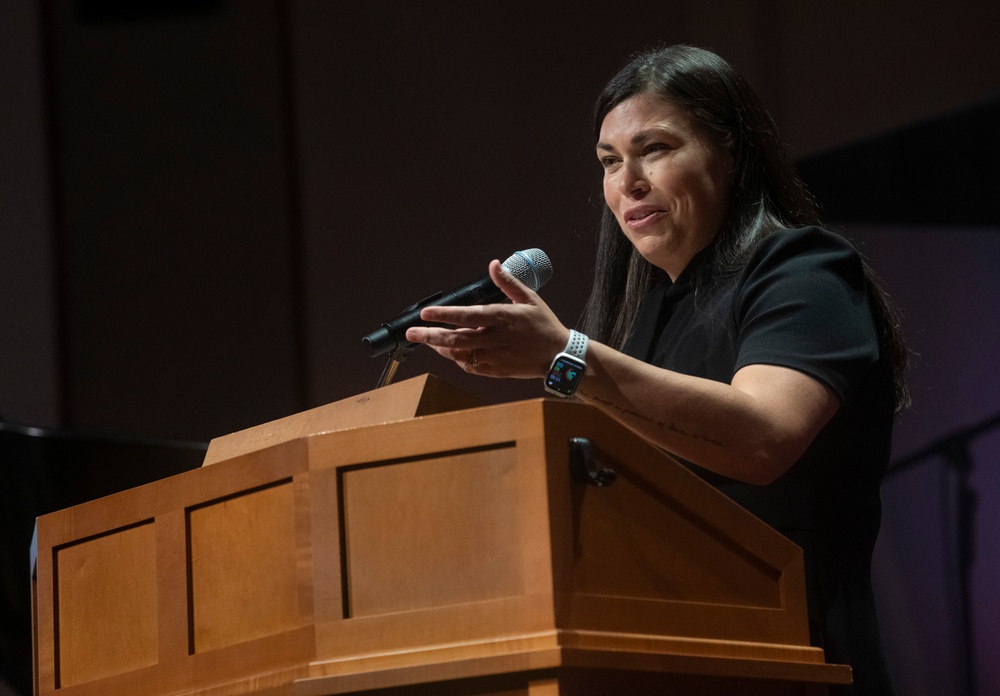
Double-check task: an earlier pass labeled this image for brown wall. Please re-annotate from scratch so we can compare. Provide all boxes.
[5,0,1000,437]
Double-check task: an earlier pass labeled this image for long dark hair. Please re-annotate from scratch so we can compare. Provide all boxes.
[580,45,910,411]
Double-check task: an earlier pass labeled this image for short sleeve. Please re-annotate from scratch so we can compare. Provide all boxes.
[733,227,881,402]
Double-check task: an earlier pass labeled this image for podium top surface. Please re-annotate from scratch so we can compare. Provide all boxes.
[202,373,486,465]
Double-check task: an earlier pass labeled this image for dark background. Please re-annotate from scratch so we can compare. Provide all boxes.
[2,1,999,695]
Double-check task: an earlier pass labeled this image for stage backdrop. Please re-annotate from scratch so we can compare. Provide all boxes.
[2,2,999,695]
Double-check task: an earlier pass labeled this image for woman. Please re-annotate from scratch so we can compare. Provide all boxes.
[406,45,906,695]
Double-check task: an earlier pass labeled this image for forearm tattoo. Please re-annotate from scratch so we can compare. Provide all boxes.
[579,390,723,448]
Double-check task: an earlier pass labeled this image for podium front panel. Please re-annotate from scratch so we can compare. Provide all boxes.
[340,443,524,617]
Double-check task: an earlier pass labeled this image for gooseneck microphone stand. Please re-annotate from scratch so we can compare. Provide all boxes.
[375,344,416,388]
[887,410,1000,696]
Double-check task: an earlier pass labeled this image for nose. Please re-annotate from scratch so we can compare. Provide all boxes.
[618,160,649,198]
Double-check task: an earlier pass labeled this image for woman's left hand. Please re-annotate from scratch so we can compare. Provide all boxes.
[404,260,569,378]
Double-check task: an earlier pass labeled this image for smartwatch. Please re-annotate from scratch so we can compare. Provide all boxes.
[544,330,588,397]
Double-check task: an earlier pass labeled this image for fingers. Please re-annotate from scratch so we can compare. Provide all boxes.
[413,260,540,329]
[406,324,484,349]
[416,339,487,375]
[489,259,536,305]
[402,259,567,380]
[414,304,497,329]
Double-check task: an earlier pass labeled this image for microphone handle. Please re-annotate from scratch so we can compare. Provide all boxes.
[363,275,505,357]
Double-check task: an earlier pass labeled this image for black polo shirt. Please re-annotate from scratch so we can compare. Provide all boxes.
[624,226,896,695]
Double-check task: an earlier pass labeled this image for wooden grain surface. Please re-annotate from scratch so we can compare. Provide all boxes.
[32,381,850,695]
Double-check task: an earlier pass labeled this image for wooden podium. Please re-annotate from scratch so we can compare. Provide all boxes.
[31,375,851,696]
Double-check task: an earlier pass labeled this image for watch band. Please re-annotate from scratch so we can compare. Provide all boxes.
[564,330,588,360]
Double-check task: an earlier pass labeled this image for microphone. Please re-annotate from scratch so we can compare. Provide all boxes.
[362,248,553,357]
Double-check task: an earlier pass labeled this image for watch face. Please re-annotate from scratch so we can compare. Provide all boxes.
[545,354,586,395]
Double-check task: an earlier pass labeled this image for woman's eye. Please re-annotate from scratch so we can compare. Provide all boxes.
[644,143,670,155]
[600,156,621,169]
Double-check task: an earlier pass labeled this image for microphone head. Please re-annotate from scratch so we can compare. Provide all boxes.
[501,248,553,291]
